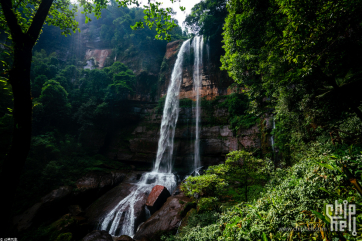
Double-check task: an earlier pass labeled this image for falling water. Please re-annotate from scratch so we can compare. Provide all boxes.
[206,39,210,62]
[193,36,203,174]
[99,39,190,237]
[154,39,191,173]
[271,118,275,152]
[99,172,177,237]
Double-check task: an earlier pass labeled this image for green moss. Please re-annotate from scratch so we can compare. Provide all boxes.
[179,202,196,217]
[55,233,72,241]
[179,98,193,108]
[156,95,166,114]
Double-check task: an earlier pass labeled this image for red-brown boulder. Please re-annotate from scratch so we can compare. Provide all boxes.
[133,192,191,240]
[146,185,170,214]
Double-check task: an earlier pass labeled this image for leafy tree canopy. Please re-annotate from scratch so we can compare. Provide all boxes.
[184,0,227,39]
[221,0,362,126]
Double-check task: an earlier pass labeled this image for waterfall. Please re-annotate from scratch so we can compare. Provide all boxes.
[154,39,191,173]
[271,118,275,152]
[99,39,190,237]
[99,172,177,237]
[193,36,203,174]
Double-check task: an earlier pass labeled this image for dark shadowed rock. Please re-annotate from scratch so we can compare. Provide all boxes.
[136,238,149,241]
[68,205,84,216]
[146,185,171,214]
[41,186,73,203]
[13,171,127,232]
[85,181,148,233]
[13,186,73,232]
[85,182,135,227]
[114,235,135,241]
[75,171,126,197]
[82,230,113,241]
[133,192,191,240]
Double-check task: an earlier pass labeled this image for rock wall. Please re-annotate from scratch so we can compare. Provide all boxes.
[95,105,261,174]
[80,38,265,173]
[80,24,166,102]
[158,38,234,100]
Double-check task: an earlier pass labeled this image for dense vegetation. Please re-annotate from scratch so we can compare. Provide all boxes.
[161,0,362,240]
[0,5,183,216]
[165,143,362,241]
[0,0,361,240]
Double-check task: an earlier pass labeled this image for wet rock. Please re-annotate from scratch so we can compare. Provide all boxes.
[41,186,73,203]
[75,171,126,193]
[13,171,127,232]
[146,185,171,214]
[172,186,181,196]
[68,205,84,216]
[13,186,73,232]
[82,230,113,241]
[85,182,135,227]
[114,235,135,241]
[133,192,191,240]
[85,182,148,234]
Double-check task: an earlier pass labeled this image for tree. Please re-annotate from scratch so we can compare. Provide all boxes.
[221,0,362,162]
[32,74,48,97]
[0,0,183,234]
[221,0,362,125]
[184,0,227,39]
[39,79,71,126]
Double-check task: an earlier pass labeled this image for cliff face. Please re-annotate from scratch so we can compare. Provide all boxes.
[81,38,267,172]
[159,38,234,101]
[96,105,262,174]
[81,24,165,103]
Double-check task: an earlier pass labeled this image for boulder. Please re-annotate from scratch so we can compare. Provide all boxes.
[48,213,90,241]
[146,185,171,214]
[82,230,113,241]
[13,186,73,232]
[68,205,84,216]
[13,171,127,232]
[133,192,191,240]
[85,182,148,234]
[114,235,135,241]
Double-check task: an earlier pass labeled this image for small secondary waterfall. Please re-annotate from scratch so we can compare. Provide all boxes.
[99,39,190,237]
[271,118,275,152]
[193,36,203,174]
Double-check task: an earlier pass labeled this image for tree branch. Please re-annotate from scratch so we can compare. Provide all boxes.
[0,0,24,41]
[14,0,24,10]
[26,0,54,46]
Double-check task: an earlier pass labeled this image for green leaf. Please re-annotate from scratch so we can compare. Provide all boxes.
[311,210,330,224]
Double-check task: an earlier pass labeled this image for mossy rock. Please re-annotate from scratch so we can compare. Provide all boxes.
[178,208,196,233]
[179,202,196,218]
[55,232,72,241]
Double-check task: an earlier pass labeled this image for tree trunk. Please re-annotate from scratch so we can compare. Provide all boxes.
[0,43,33,236]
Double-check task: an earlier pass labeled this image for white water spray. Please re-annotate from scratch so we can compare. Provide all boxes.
[99,39,190,237]
[154,39,191,173]
[193,36,203,174]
